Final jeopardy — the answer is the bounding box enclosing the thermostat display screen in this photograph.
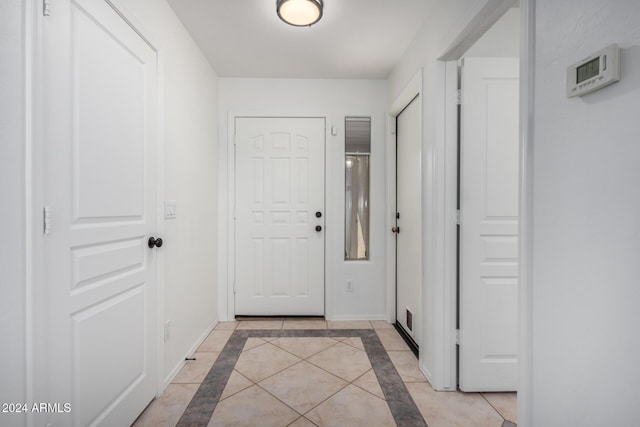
[567,44,620,98]
[576,57,600,83]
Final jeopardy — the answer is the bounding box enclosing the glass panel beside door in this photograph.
[345,117,371,260]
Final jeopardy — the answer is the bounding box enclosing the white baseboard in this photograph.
[161,320,218,391]
[326,314,388,321]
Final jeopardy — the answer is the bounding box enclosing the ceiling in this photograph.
[166,0,435,79]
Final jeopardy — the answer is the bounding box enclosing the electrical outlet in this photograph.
[346,280,353,292]
[164,320,171,342]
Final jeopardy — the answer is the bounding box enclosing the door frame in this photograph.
[27,0,167,417]
[435,0,534,423]
[386,70,423,344]
[224,113,332,320]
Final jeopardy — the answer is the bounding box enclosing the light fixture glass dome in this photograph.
[277,0,323,27]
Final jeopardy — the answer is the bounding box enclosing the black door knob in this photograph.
[148,237,163,248]
[315,225,322,232]
[315,211,322,218]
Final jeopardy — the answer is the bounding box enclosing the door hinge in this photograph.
[456,89,462,105]
[233,282,236,294]
[43,0,51,16]
[43,206,51,234]
[456,329,461,345]
[455,209,461,225]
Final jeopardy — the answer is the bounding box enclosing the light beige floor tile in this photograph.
[482,392,517,423]
[406,382,504,427]
[352,369,385,400]
[243,337,267,352]
[307,342,371,382]
[259,361,347,414]
[235,343,301,382]
[371,320,395,330]
[375,329,411,351]
[287,417,317,427]
[342,337,365,350]
[306,384,395,427]
[236,320,283,330]
[327,320,373,329]
[387,350,427,382]
[269,337,338,359]
[197,330,233,352]
[213,321,238,330]
[282,320,327,330]
[132,384,198,427]
[220,370,254,401]
[171,352,219,384]
[208,385,299,427]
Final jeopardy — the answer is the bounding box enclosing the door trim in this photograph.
[518,1,535,424]
[224,113,331,320]
[386,69,423,361]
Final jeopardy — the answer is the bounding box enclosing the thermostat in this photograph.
[567,44,620,98]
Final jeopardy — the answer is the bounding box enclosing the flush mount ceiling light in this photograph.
[277,0,323,27]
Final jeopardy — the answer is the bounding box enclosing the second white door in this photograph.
[234,117,325,316]
[459,57,519,391]
[396,96,422,346]
[41,0,159,424]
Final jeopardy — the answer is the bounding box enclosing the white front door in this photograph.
[395,96,422,346]
[459,57,519,391]
[234,117,325,316]
[41,0,158,425]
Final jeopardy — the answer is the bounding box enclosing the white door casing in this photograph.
[459,57,519,391]
[41,0,158,424]
[234,117,325,316]
[395,96,422,345]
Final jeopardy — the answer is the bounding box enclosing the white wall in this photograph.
[529,1,640,425]
[123,0,220,384]
[0,1,27,426]
[465,7,520,58]
[218,78,388,320]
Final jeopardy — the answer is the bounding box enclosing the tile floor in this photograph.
[133,320,517,427]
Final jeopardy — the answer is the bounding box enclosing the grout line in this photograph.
[481,393,518,425]
[216,369,253,402]
[480,393,506,421]
[300,381,350,417]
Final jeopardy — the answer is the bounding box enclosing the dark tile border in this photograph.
[177,329,427,426]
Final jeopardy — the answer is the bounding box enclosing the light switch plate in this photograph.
[164,201,177,219]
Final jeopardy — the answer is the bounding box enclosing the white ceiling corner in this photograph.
[166,0,435,79]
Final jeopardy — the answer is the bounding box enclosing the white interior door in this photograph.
[41,0,158,424]
[459,57,519,391]
[395,96,422,346]
[234,117,325,316]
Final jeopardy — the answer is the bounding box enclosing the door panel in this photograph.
[235,117,325,315]
[42,0,158,425]
[459,57,519,392]
[396,96,421,345]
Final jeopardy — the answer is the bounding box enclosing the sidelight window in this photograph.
[344,117,371,260]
